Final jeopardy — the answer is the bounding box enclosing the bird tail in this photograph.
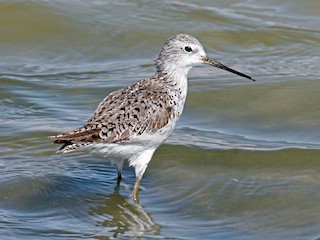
[49,134,92,153]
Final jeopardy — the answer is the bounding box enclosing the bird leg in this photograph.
[117,172,122,183]
[132,177,141,203]
[130,149,155,203]
[115,159,124,182]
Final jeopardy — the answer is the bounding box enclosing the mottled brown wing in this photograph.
[52,78,173,152]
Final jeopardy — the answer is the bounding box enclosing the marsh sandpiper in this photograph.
[51,34,255,202]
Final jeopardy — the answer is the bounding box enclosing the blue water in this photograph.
[1,0,320,239]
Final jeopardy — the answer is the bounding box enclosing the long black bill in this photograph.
[203,57,255,81]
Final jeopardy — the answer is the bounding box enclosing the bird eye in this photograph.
[184,46,192,52]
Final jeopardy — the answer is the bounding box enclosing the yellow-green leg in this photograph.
[131,149,155,203]
[132,177,141,203]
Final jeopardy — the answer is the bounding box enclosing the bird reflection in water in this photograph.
[88,181,160,238]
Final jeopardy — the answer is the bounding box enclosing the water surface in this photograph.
[1,0,320,239]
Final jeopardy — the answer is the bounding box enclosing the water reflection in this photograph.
[88,181,161,238]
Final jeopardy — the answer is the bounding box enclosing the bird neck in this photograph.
[156,58,192,76]
[154,66,189,104]
[156,61,191,87]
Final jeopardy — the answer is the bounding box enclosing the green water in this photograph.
[1,1,320,239]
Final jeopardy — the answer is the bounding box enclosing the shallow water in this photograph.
[1,0,320,239]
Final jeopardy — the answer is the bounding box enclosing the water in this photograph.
[1,0,320,239]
